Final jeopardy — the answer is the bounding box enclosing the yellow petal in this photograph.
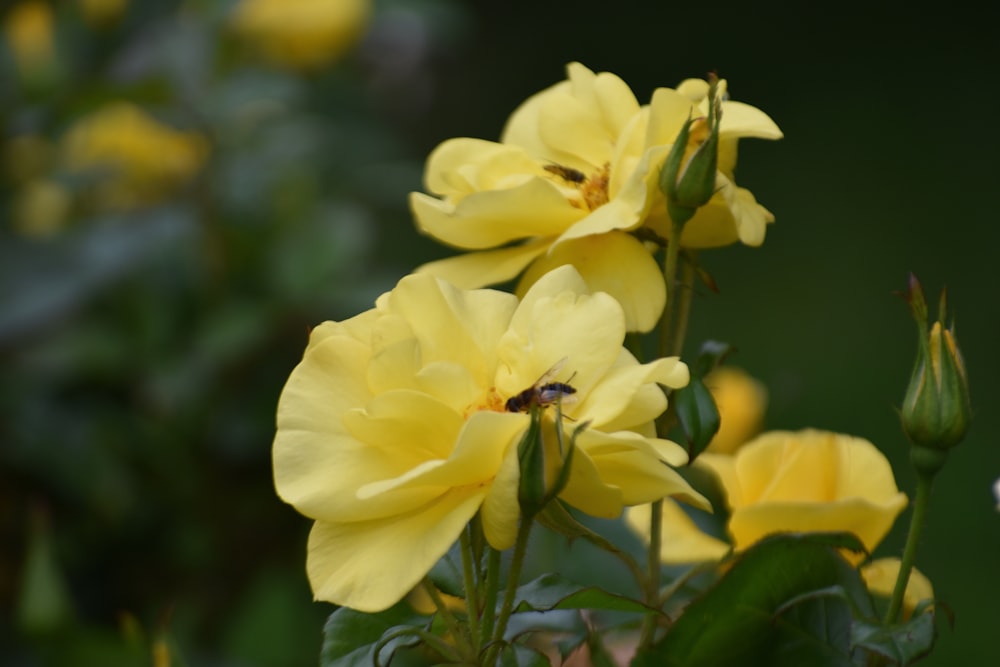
[719,100,784,141]
[517,232,665,333]
[423,138,538,197]
[627,500,730,564]
[536,90,616,167]
[574,355,688,431]
[643,87,697,149]
[703,366,768,455]
[481,439,522,549]
[729,497,907,561]
[306,486,487,612]
[414,238,550,289]
[861,558,934,618]
[385,273,517,384]
[498,278,625,401]
[274,331,378,521]
[410,177,582,250]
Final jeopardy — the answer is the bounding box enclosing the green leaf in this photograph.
[851,609,937,665]
[320,603,428,667]
[499,644,555,666]
[513,573,653,615]
[632,533,869,667]
[671,376,720,461]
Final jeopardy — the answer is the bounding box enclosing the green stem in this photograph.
[483,519,533,665]
[670,253,697,357]
[641,222,687,650]
[460,528,481,654]
[421,578,475,661]
[884,467,936,624]
[480,546,501,649]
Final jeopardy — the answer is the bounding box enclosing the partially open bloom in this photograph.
[231,0,370,71]
[629,429,908,564]
[273,266,706,612]
[61,102,208,210]
[411,63,781,331]
[861,558,934,619]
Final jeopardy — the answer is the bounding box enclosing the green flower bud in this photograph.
[900,274,972,455]
[659,74,721,228]
[517,404,581,519]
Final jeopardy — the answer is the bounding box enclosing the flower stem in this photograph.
[641,222,688,650]
[884,465,936,624]
[483,519,533,665]
[421,578,475,661]
[480,545,501,649]
[460,528,481,654]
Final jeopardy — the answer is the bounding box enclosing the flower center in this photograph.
[546,162,610,211]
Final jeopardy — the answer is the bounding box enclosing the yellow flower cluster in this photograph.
[411,63,782,331]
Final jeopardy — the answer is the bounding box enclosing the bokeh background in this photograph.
[2,0,997,665]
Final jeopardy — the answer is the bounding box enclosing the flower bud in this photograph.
[900,274,971,454]
[659,74,721,228]
[517,405,580,519]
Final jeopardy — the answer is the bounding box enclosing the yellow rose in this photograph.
[61,102,208,210]
[704,366,768,455]
[860,557,934,619]
[628,429,908,564]
[231,0,370,71]
[411,63,782,331]
[274,266,707,612]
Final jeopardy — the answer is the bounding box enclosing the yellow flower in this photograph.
[231,0,370,71]
[411,63,781,332]
[273,266,707,612]
[3,1,58,80]
[704,366,768,455]
[61,102,208,210]
[12,179,71,237]
[861,558,934,619]
[628,429,908,564]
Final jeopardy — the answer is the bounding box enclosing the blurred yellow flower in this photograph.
[704,366,768,455]
[231,0,370,71]
[3,1,58,80]
[273,266,706,612]
[411,62,781,331]
[702,430,907,561]
[12,179,72,237]
[61,102,208,210]
[861,557,934,619]
[629,429,907,565]
[78,0,127,28]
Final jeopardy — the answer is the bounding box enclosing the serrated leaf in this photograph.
[632,533,870,667]
[851,609,937,665]
[513,573,653,615]
[320,603,427,667]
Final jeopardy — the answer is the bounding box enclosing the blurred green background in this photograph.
[2,0,996,665]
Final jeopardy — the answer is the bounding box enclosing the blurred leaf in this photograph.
[513,573,653,615]
[851,609,937,665]
[16,508,74,635]
[0,207,197,345]
[632,533,869,667]
[320,602,428,667]
[427,542,464,599]
[499,643,553,666]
